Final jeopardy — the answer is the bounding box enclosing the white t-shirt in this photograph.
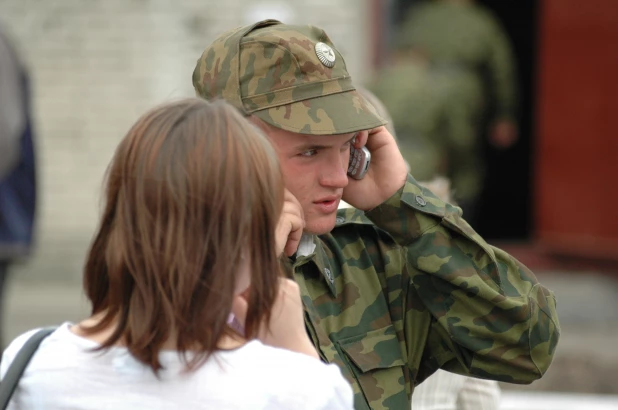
[0,323,354,410]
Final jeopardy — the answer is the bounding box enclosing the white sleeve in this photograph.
[0,328,42,379]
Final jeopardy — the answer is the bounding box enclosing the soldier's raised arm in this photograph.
[343,124,560,384]
[364,173,559,383]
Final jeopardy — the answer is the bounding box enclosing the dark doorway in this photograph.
[476,0,538,241]
[388,0,539,241]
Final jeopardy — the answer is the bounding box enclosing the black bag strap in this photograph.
[0,327,56,409]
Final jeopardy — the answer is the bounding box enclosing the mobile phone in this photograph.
[348,146,371,180]
[227,313,245,336]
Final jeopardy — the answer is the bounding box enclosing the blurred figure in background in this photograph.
[376,0,519,225]
[356,86,501,410]
[411,369,500,410]
[0,23,37,349]
[370,53,448,185]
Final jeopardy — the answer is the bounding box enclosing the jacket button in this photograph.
[415,195,427,207]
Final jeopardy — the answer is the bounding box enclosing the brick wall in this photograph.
[0,0,372,283]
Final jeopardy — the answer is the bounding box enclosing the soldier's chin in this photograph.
[304,215,337,235]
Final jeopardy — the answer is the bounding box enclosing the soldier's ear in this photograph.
[247,116,268,135]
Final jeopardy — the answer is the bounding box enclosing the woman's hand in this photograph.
[275,189,305,256]
[231,278,318,359]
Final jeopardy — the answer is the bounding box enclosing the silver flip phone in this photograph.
[347,146,371,180]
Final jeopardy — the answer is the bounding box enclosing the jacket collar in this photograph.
[293,234,337,297]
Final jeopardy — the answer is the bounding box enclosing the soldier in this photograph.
[192,20,559,410]
[391,0,520,221]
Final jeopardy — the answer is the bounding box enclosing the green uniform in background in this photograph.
[376,0,518,207]
[371,60,485,205]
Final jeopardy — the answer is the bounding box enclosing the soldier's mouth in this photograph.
[314,197,340,214]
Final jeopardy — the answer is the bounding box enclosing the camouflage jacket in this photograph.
[291,174,560,409]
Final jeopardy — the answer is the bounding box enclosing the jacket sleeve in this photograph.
[364,174,560,384]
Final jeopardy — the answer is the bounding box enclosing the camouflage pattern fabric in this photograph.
[192,20,385,135]
[297,174,559,409]
[353,85,396,137]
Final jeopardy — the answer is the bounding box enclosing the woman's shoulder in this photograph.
[0,324,68,379]
[2,327,45,357]
[233,340,326,371]
[227,341,349,382]
[228,341,354,409]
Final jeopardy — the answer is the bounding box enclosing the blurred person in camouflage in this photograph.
[0,23,37,349]
[380,0,519,224]
[192,19,559,410]
[369,53,447,185]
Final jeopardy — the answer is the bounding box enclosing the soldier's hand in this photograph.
[275,189,305,256]
[342,126,408,210]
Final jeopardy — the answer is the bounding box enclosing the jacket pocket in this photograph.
[338,326,409,409]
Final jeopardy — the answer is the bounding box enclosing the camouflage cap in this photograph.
[192,19,386,135]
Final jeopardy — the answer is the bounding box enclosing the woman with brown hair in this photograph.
[0,98,353,409]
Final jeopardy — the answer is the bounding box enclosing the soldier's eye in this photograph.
[300,149,317,157]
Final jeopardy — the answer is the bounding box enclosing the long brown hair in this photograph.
[82,98,283,372]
